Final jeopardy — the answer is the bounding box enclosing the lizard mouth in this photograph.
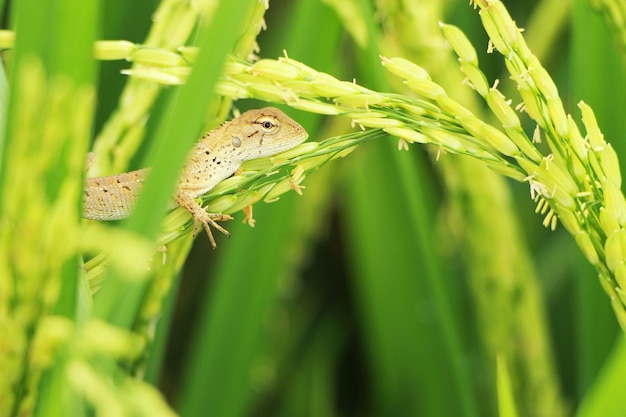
[262,126,308,156]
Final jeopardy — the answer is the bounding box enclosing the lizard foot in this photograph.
[242,205,256,228]
[176,191,232,249]
[192,212,233,249]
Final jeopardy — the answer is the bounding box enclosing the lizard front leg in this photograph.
[174,191,232,248]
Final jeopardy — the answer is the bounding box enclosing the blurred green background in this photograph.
[4,0,626,416]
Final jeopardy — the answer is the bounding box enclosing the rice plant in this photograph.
[1,0,625,416]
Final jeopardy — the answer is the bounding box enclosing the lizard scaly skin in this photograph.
[83,107,308,247]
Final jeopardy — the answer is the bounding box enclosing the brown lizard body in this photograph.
[83,107,308,247]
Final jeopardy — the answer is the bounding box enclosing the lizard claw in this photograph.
[192,213,232,249]
[176,191,233,248]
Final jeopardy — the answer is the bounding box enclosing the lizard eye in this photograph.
[258,116,278,133]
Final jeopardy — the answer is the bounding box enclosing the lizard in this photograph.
[83,107,309,248]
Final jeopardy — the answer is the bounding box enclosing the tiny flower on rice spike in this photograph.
[121,68,184,85]
[281,80,320,98]
[344,110,388,119]
[532,125,541,143]
[525,174,547,202]
[615,290,626,319]
[588,150,605,185]
[215,80,251,99]
[546,96,569,138]
[399,103,428,117]
[209,173,246,194]
[242,205,256,227]
[163,66,191,82]
[486,88,520,129]
[436,94,474,118]
[205,194,241,214]
[506,128,542,163]
[484,161,527,182]
[557,207,582,235]
[601,144,622,188]
[240,157,274,172]
[604,229,626,272]
[279,55,320,78]
[352,116,404,129]
[264,177,299,202]
[467,146,505,160]
[223,60,251,76]
[457,116,520,157]
[287,100,342,115]
[605,281,623,305]
[247,82,295,102]
[517,84,546,128]
[439,23,478,66]
[289,165,306,195]
[481,1,520,51]
[313,73,363,97]
[459,61,490,96]
[579,101,606,150]
[540,160,578,208]
[226,189,269,214]
[250,59,301,81]
[330,146,359,160]
[528,63,560,100]
[296,154,334,172]
[291,165,306,185]
[603,179,626,226]
[130,48,187,67]
[479,8,511,56]
[535,197,549,215]
[516,157,576,209]
[381,56,431,82]
[421,127,466,152]
[94,40,137,60]
[290,176,305,196]
[599,273,618,298]
[273,142,319,161]
[600,207,620,235]
[506,57,530,86]
[404,79,446,100]
[615,263,626,292]
[542,208,558,231]
[384,127,428,144]
[576,231,600,266]
[334,93,390,108]
[567,115,588,161]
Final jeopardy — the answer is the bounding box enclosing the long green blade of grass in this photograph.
[93,0,259,327]
[176,1,343,415]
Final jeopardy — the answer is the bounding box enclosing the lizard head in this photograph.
[227,107,308,160]
[178,107,309,197]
